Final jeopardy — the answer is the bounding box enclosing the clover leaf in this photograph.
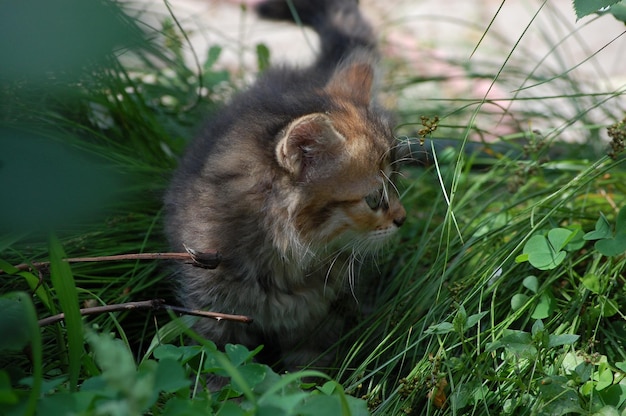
[519,228,573,270]
[585,206,626,257]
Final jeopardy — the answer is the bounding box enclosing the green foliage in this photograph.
[0,4,367,414]
[0,292,42,416]
[49,234,85,391]
[573,0,626,22]
[362,149,625,413]
[516,228,577,270]
[0,0,144,81]
[0,326,368,416]
[584,206,626,256]
[1,1,626,416]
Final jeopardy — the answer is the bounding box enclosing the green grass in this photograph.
[1,1,625,415]
[342,151,626,414]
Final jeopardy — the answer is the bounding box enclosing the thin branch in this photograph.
[38,298,253,326]
[164,304,253,324]
[1,249,221,275]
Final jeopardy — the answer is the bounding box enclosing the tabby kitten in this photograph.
[164,0,406,372]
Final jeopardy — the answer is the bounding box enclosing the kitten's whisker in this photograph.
[389,156,417,167]
[381,145,396,162]
[380,170,401,198]
[323,252,343,295]
[348,249,359,303]
[390,170,408,181]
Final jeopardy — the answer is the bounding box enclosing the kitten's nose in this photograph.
[390,203,406,227]
[393,215,406,227]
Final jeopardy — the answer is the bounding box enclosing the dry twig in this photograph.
[1,249,221,275]
[38,298,253,326]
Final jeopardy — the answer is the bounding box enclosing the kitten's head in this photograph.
[274,60,406,257]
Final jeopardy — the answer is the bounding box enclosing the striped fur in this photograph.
[164,0,406,373]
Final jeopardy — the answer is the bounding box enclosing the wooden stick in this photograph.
[38,298,253,326]
[2,249,221,275]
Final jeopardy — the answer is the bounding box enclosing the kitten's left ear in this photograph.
[325,62,374,105]
[276,113,345,180]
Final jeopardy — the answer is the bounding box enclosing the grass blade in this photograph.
[48,233,84,392]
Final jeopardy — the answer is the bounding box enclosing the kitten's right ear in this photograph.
[276,113,345,180]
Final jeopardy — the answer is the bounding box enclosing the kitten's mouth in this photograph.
[322,225,398,256]
[371,226,399,238]
[365,227,399,247]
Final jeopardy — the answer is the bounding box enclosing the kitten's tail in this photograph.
[256,0,377,68]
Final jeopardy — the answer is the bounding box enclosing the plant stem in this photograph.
[1,250,222,275]
[38,298,253,326]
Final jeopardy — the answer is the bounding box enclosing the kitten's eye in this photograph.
[364,187,385,210]
[364,193,380,210]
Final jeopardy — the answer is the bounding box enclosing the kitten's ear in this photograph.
[325,62,374,105]
[276,113,345,180]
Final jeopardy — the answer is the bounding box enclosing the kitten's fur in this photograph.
[164,0,406,372]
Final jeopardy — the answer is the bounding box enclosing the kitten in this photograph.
[164,0,406,373]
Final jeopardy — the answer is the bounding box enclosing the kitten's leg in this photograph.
[279,306,353,373]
